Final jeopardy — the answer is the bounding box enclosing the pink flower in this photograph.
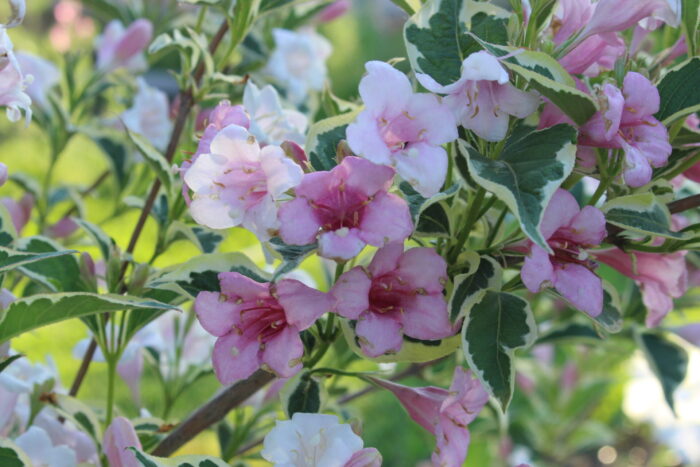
[595,248,688,327]
[558,32,625,77]
[580,72,671,187]
[580,0,680,40]
[121,78,173,152]
[331,242,453,357]
[278,156,413,260]
[345,448,382,467]
[184,124,303,239]
[417,51,539,143]
[370,367,488,467]
[317,0,351,23]
[552,0,594,45]
[48,217,79,238]
[95,19,153,72]
[194,272,333,383]
[519,189,606,317]
[194,101,250,161]
[15,52,59,110]
[103,417,142,467]
[0,27,31,123]
[1,193,33,234]
[347,61,457,197]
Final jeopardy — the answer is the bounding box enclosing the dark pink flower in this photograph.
[331,242,452,357]
[595,248,687,327]
[370,367,488,467]
[520,189,606,317]
[278,156,413,260]
[195,272,333,383]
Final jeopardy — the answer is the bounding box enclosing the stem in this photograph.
[449,187,486,262]
[105,358,117,426]
[151,369,275,457]
[668,194,700,214]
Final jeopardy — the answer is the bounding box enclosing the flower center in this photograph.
[378,112,424,152]
[234,296,287,343]
[311,181,370,231]
[368,273,410,314]
[548,236,597,270]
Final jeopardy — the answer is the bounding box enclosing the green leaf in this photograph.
[130,447,230,467]
[74,218,114,260]
[594,283,623,334]
[389,0,422,15]
[341,319,461,363]
[474,42,597,125]
[461,290,537,410]
[537,323,601,344]
[282,371,322,417]
[681,0,699,56]
[459,124,577,252]
[147,253,269,298]
[404,0,510,86]
[95,137,129,190]
[399,182,460,237]
[15,237,85,292]
[602,192,686,239]
[165,222,223,254]
[637,331,688,413]
[0,354,23,374]
[448,253,502,322]
[0,293,174,343]
[268,238,317,280]
[0,246,76,274]
[0,203,17,247]
[51,394,102,442]
[656,57,700,125]
[0,440,31,467]
[305,110,360,171]
[126,128,175,193]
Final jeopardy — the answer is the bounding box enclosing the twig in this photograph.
[152,369,275,457]
[668,193,700,214]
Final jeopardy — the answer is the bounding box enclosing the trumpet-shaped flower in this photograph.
[278,156,413,260]
[580,0,680,40]
[0,27,31,123]
[1,193,34,234]
[265,28,331,104]
[520,189,606,317]
[595,248,688,327]
[331,242,453,357]
[243,81,308,146]
[103,417,141,467]
[95,19,152,72]
[194,272,333,383]
[370,367,488,467]
[262,413,379,467]
[184,124,303,240]
[15,52,59,110]
[121,78,173,152]
[417,51,539,143]
[194,101,250,160]
[14,426,77,467]
[580,72,671,186]
[347,61,457,197]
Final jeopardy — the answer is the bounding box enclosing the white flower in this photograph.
[16,52,59,110]
[15,426,77,467]
[262,413,364,467]
[265,28,331,104]
[3,0,25,27]
[243,80,307,146]
[121,78,173,152]
[0,26,31,123]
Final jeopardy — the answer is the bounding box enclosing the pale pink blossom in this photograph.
[519,189,606,317]
[265,28,331,104]
[417,51,539,143]
[347,61,457,197]
[0,27,31,123]
[243,80,307,146]
[194,101,250,161]
[580,0,680,40]
[103,417,141,467]
[184,124,303,239]
[370,367,488,467]
[3,0,25,28]
[278,156,413,260]
[95,19,153,72]
[47,217,78,239]
[121,78,173,152]
[317,0,351,23]
[14,426,77,467]
[194,272,333,383]
[331,242,453,357]
[15,52,59,110]
[595,248,688,327]
[32,409,98,464]
[1,193,33,234]
[580,72,671,187]
[558,32,625,77]
[552,0,594,45]
[262,413,375,467]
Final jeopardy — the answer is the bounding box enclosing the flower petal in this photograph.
[276,279,333,330]
[278,197,321,245]
[359,61,413,118]
[318,228,366,260]
[521,244,555,293]
[194,291,240,337]
[331,267,372,319]
[401,294,453,341]
[219,272,269,301]
[262,325,303,377]
[396,247,447,294]
[356,312,403,357]
[553,263,603,317]
[540,188,580,239]
[358,192,413,247]
[394,143,448,197]
[367,242,404,277]
[212,332,261,384]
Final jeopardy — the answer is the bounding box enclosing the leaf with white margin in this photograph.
[448,253,502,323]
[461,290,536,410]
[0,203,16,247]
[0,293,175,343]
[126,127,175,193]
[0,246,76,274]
[268,238,317,280]
[280,371,322,418]
[129,447,230,467]
[399,182,461,237]
[74,218,114,260]
[472,40,597,125]
[549,280,623,333]
[14,236,85,292]
[146,252,270,298]
[656,57,700,125]
[404,0,510,86]
[0,439,31,467]
[602,192,686,239]
[637,330,688,413]
[51,394,102,442]
[340,320,461,363]
[459,124,577,253]
[164,221,223,254]
[305,109,360,171]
